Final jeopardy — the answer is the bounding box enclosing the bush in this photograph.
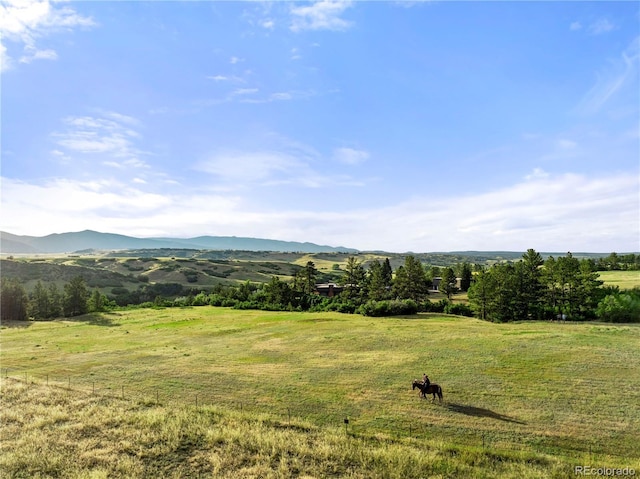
[596,293,640,323]
[444,303,474,317]
[359,299,418,317]
[233,301,261,310]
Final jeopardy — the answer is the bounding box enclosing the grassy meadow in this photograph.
[1,308,639,477]
[598,270,640,290]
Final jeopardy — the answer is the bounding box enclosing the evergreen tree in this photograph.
[263,276,293,307]
[381,258,393,287]
[88,289,106,312]
[368,259,391,301]
[393,256,429,301]
[521,249,544,320]
[63,276,89,317]
[468,268,497,321]
[0,278,28,321]
[48,283,63,318]
[439,267,458,299]
[343,256,366,301]
[295,261,318,295]
[458,263,473,292]
[29,281,50,319]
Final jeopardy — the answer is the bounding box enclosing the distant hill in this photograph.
[0,230,358,254]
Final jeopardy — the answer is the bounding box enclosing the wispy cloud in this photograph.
[19,45,57,64]
[569,21,582,31]
[333,147,369,165]
[577,36,640,114]
[237,89,315,104]
[588,18,616,35]
[195,151,305,184]
[51,112,149,168]
[207,74,245,83]
[290,1,354,32]
[0,0,95,71]
[194,134,367,189]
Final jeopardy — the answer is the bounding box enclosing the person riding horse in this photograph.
[412,377,443,402]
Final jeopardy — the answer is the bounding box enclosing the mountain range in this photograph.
[0,230,358,254]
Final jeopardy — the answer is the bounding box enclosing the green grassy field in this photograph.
[598,270,640,290]
[1,308,639,477]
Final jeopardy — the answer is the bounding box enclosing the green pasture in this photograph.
[2,308,639,471]
[599,270,640,290]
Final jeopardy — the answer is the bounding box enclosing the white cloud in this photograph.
[2,171,637,252]
[50,149,71,164]
[232,88,259,96]
[19,45,57,64]
[290,1,353,32]
[0,0,95,69]
[577,36,640,114]
[570,21,582,31]
[291,47,302,60]
[525,168,549,181]
[230,56,244,64]
[270,92,293,101]
[261,19,275,30]
[333,147,369,165]
[196,151,303,183]
[238,90,315,104]
[51,112,149,167]
[589,18,615,35]
[194,143,365,189]
[556,139,577,150]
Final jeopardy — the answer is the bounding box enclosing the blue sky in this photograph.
[1,1,638,252]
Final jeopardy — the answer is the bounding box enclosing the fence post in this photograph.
[68,377,71,390]
[122,385,124,400]
[156,390,159,404]
[195,395,198,408]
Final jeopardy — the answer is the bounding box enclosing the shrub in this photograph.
[359,299,418,317]
[444,303,474,317]
[596,293,640,323]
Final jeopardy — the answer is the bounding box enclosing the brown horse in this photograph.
[412,379,443,402]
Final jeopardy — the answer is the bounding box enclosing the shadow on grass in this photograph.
[66,312,121,327]
[0,320,33,329]
[445,402,526,424]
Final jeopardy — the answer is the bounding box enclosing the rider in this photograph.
[423,373,430,388]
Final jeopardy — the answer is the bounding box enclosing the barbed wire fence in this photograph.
[3,366,639,460]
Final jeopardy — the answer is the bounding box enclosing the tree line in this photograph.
[467,250,639,322]
[1,250,637,322]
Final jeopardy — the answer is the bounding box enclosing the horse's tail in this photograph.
[438,386,443,401]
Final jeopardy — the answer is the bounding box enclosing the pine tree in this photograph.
[63,276,89,317]
[29,281,50,319]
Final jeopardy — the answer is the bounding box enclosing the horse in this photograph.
[412,379,443,402]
